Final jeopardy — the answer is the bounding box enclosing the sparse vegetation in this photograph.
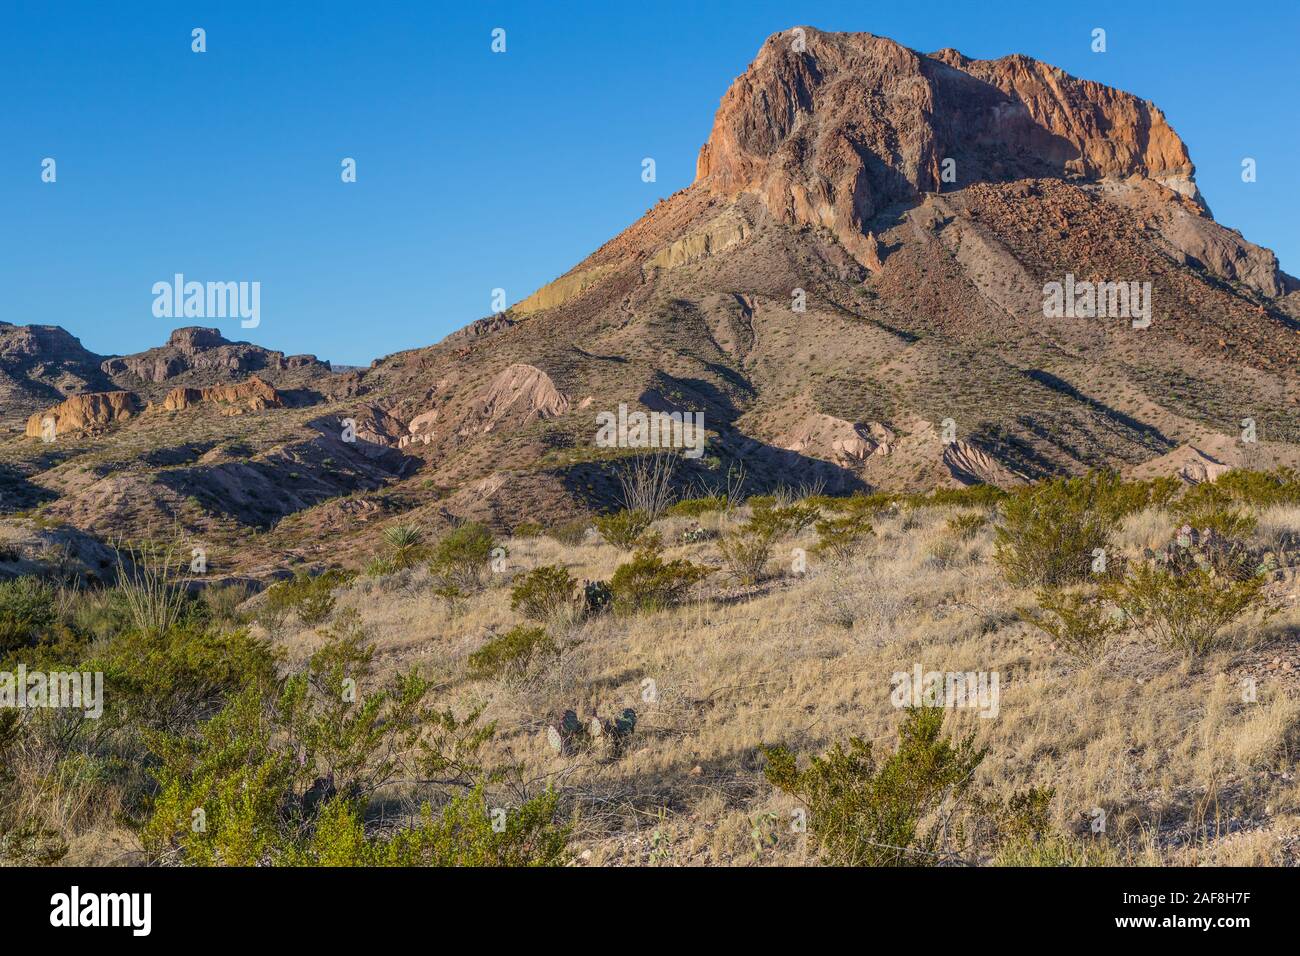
[594,509,651,550]
[510,565,580,622]
[764,708,987,866]
[467,624,558,680]
[609,545,711,613]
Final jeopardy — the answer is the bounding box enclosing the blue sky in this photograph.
[3,0,1295,366]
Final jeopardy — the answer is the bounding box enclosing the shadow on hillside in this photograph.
[0,463,59,513]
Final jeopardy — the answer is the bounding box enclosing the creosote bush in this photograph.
[594,509,651,550]
[143,613,567,866]
[814,514,873,562]
[429,522,496,595]
[0,577,58,655]
[261,569,353,627]
[467,625,557,681]
[609,545,711,613]
[717,528,774,584]
[764,708,986,866]
[994,472,1170,587]
[510,565,580,622]
[1102,562,1272,658]
[1019,586,1121,660]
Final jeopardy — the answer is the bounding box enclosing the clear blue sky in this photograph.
[3,0,1295,366]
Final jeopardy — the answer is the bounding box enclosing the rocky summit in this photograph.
[2,27,1297,576]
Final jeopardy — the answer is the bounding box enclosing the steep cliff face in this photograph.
[695,28,1201,268]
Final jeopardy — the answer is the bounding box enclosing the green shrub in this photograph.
[0,577,57,654]
[994,471,1142,587]
[1103,562,1272,657]
[667,496,726,518]
[764,708,986,866]
[429,522,495,591]
[262,569,352,627]
[594,509,651,550]
[814,514,874,561]
[750,501,821,538]
[512,521,544,538]
[717,528,774,584]
[546,519,590,547]
[945,512,987,541]
[92,622,279,733]
[510,566,579,622]
[293,787,568,866]
[467,625,557,680]
[1205,468,1300,509]
[609,546,712,613]
[141,617,564,867]
[1019,586,1122,660]
[1172,483,1259,541]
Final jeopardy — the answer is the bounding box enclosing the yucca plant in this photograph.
[381,524,426,570]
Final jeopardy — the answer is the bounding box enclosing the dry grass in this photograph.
[249,501,1300,866]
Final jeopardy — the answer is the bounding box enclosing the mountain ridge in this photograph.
[3,27,1299,577]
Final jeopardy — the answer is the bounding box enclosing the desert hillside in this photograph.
[3,29,1299,581]
[2,26,1299,877]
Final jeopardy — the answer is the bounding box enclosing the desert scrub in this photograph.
[763,707,986,866]
[0,577,57,654]
[750,500,821,537]
[667,495,726,518]
[1102,562,1272,658]
[813,514,873,562]
[994,471,1154,587]
[983,785,1120,865]
[377,524,427,572]
[1019,586,1122,660]
[609,545,711,613]
[1172,481,1258,537]
[142,619,567,867]
[467,625,557,681]
[945,512,986,541]
[510,565,579,622]
[261,569,352,627]
[594,509,651,550]
[545,518,590,547]
[293,786,567,867]
[429,521,495,592]
[1204,467,1300,509]
[717,527,774,584]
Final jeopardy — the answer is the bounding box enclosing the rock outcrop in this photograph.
[102,327,329,385]
[25,391,140,437]
[696,27,1201,269]
[0,322,113,419]
[478,364,570,430]
[162,375,284,412]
